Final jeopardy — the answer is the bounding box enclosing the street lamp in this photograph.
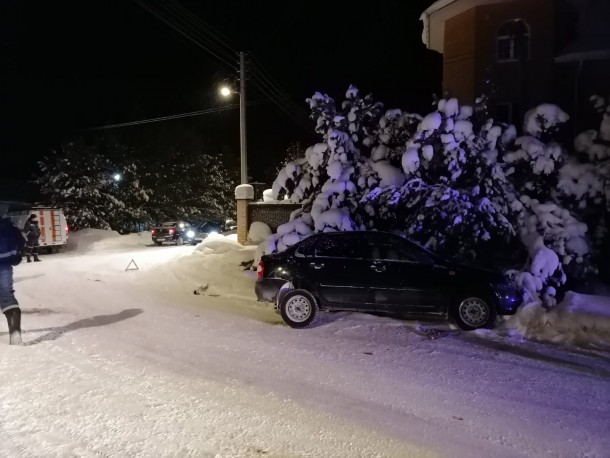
[219,52,248,184]
[113,173,122,182]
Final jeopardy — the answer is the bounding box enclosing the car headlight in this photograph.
[492,280,519,303]
[186,230,195,238]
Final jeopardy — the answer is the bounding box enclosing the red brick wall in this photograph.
[474,0,555,111]
[443,8,477,102]
[442,0,555,114]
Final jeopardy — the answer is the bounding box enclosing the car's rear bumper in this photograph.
[255,279,285,303]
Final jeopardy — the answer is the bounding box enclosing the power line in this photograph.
[134,0,312,133]
[249,57,310,127]
[158,1,236,67]
[83,102,262,131]
[134,0,236,71]
[164,0,236,56]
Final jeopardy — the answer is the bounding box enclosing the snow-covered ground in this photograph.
[1,230,609,457]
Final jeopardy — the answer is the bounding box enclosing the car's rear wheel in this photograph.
[454,296,496,330]
[279,289,318,328]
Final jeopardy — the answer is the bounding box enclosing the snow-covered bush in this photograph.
[268,86,607,300]
[37,140,151,232]
[143,151,237,224]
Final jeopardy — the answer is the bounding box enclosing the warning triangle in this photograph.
[125,259,139,271]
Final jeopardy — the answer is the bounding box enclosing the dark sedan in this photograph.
[255,231,520,330]
[151,221,195,246]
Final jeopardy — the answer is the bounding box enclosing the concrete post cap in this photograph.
[235,184,254,200]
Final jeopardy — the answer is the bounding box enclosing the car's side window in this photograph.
[368,242,411,262]
[294,236,317,258]
[366,235,434,265]
[314,234,362,259]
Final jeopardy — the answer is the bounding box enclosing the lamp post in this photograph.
[220,52,248,184]
[113,173,122,182]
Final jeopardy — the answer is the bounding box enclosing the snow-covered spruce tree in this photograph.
[37,139,151,232]
[143,151,237,224]
[557,96,610,281]
[360,97,519,265]
[268,86,602,303]
[501,105,595,300]
[269,86,399,252]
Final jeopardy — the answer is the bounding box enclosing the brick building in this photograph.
[420,0,610,129]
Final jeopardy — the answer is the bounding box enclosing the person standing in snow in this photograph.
[0,216,25,345]
[23,213,41,262]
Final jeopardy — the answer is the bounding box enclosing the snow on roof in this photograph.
[420,0,458,48]
[555,0,610,62]
[555,49,610,63]
[419,0,508,51]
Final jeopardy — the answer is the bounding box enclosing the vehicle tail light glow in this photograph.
[169,229,175,235]
[257,260,265,280]
[66,225,69,233]
[151,229,156,235]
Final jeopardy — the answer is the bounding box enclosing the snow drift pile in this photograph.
[502,292,610,348]
[151,233,257,301]
[66,228,152,253]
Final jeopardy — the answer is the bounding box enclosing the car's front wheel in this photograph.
[176,236,184,246]
[454,296,496,330]
[279,289,318,328]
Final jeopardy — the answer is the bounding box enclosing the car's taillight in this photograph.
[169,229,175,235]
[66,225,69,233]
[257,260,265,280]
[151,229,156,235]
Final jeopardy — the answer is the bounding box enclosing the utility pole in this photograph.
[239,51,248,184]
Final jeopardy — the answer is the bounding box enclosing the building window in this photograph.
[497,19,530,62]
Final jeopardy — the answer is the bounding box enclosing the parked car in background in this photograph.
[151,221,195,246]
[255,231,520,330]
[191,221,223,244]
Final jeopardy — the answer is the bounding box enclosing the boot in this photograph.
[5,309,22,345]
[9,331,22,345]
[26,256,31,263]
[33,255,41,262]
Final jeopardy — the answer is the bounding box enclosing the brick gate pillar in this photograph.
[235,184,254,245]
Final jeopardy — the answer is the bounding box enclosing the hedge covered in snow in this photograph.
[266,86,610,302]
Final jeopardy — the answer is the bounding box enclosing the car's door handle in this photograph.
[370,263,386,273]
[309,262,324,270]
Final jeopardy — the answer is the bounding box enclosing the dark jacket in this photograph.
[0,218,25,266]
[24,218,41,241]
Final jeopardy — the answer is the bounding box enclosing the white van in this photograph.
[8,207,69,253]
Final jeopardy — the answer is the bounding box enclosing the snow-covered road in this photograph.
[1,245,609,457]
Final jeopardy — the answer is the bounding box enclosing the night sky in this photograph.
[0,0,440,183]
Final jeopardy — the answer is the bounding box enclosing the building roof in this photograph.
[555,0,610,63]
[419,0,509,53]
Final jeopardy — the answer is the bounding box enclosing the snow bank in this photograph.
[247,222,272,244]
[159,233,256,300]
[66,228,151,253]
[194,233,241,254]
[502,292,610,348]
[65,228,120,252]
